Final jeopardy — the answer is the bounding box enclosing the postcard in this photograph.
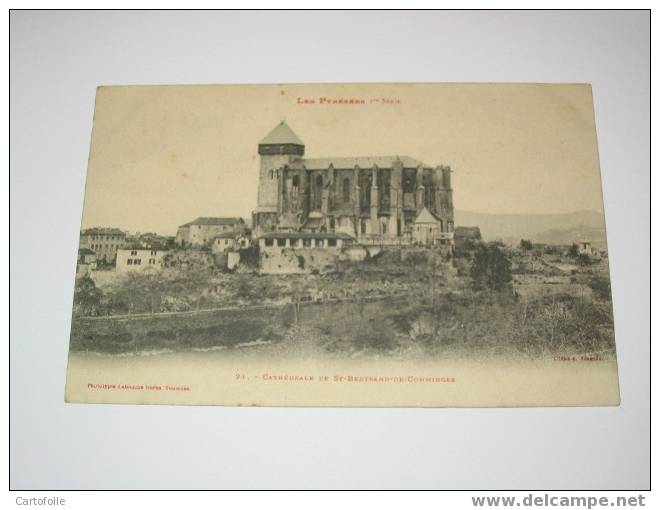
[65,83,619,407]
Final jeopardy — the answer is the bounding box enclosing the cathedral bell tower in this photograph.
[253,121,305,234]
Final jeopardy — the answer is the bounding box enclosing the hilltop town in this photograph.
[71,122,614,361]
[77,121,460,279]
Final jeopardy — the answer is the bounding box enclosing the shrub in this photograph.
[454,238,480,259]
[588,276,612,301]
[577,253,591,266]
[567,244,579,258]
[470,243,512,292]
[235,277,254,299]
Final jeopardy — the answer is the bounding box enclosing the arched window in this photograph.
[403,172,415,193]
[343,178,350,202]
[312,175,323,210]
[358,171,372,211]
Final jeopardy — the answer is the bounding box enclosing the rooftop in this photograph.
[180,217,245,227]
[259,121,305,146]
[289,155,431,170]
[119,244,169,251]
[81,227,125,236]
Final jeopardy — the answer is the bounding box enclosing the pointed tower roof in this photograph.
[259,121,304,146]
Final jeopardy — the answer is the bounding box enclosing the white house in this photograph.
[116,247,168,273]
[577,241,593,256]
[211,233,239,254]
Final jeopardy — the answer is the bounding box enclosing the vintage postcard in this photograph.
[65,83,619,407]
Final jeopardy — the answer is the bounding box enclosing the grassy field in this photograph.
[69,244,615,361]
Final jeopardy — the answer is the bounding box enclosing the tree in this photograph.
[74,276,102,316]
[108,271,169,314]
[520,239,533,251]
[567,243,579,258]
[470,243,512,291]
[577,253,591,266]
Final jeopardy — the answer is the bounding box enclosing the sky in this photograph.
[81,83,605,235]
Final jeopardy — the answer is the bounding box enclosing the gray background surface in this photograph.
[10,10,650,489]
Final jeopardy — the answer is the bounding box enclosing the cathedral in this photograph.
[252,121,455,246]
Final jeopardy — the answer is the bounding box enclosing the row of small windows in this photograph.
[126,258,157,265]
[129,250,158,256]
[264,238,338,248]
[87,235,123,241]
[90,243,119,251]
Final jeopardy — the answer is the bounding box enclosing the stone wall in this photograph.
[260,248,339,275]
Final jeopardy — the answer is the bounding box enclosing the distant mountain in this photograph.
[533,225,608,249]
[454,210,607,247]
